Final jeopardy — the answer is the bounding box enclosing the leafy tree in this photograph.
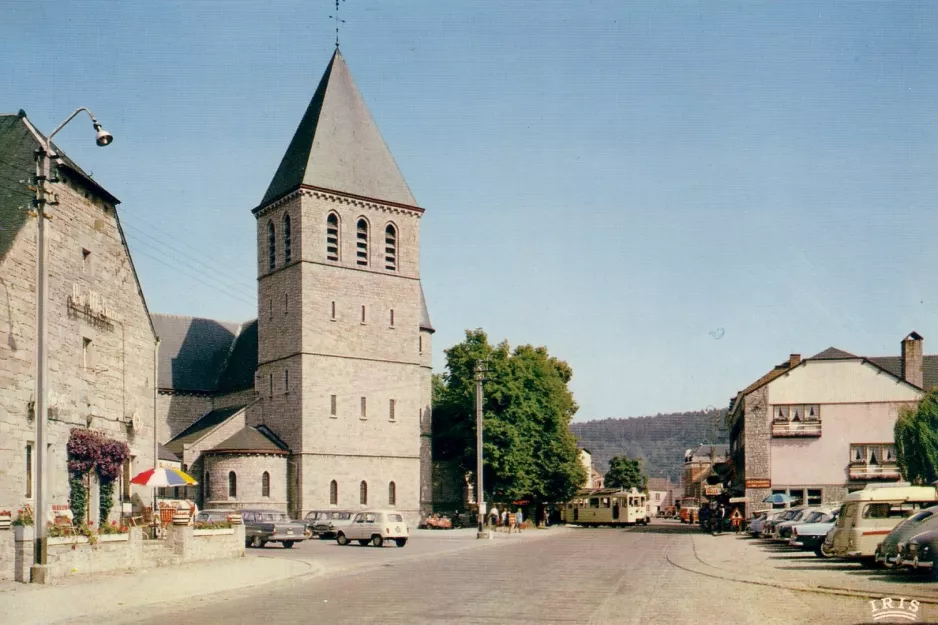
[432,329,587,506]
[604,455,647,491]
[895,390,938,485]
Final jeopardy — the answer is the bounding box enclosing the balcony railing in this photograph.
[849,463,901,480]
[772,420,822,437]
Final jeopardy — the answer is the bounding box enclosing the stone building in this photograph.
[725,333,934,510]
[155,50,434,524]
[0,112,158,522]
[682,444,728,502]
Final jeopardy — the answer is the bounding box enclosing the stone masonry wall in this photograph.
[743,386,770,509]
[0,167,157,518]
[203,453,287,511]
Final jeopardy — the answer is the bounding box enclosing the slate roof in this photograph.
[809,347,858,360]
[0,112,118,260]
[687,444,728,463]
[158,444,180,463]
[419,284,434,333]
[259,50,417,208]
[164,405,247,456]
[206,426,289,455]
[866,356,938,391]
[152,314,257,393]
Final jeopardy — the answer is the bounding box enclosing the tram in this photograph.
[561,488,650,526]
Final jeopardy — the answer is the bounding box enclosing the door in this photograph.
[348,513,365,539]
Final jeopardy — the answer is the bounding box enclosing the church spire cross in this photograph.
[330,0,346,48]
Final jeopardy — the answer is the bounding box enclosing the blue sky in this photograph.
[3,1,937,421]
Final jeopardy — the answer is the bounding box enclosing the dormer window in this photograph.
[356,219,369,266]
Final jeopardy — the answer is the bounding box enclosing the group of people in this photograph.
[487,506,524,533]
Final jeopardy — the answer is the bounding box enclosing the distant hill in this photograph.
[569,409,728,481]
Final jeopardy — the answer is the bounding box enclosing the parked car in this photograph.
[773,508,816,541]
[194,509,231,524]
[875,505,938,568]
[310,510,354,539]
[241,509,309,549]
[748,511,770,537]
[778,507,837,541]
[789,510,839,556]
[336,509,409,547]
[763,509,802,538]
[829,484,938,565]
[302,510,329,535]
[898,527,938,575]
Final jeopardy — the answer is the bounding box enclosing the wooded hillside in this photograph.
[569,409,728,480]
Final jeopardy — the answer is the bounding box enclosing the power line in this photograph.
[121,222,256,299]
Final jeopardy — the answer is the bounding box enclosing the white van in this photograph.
[829,483,938,565]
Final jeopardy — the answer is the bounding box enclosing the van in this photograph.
[829,483,938,565]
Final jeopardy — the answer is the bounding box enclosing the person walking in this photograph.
[489,505,499,530]
[501,509,508,530]
[515,508,524,533]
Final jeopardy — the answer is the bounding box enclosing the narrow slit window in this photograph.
[283,214,292,264]
[326,213,340,261]
[356,219,369,266]
[82,337,94,371]
[269,374,273,397]
[390,309,395,327]
[331,301,336,320]
[228,471,237,498]
[389,481,396,506]
[330,394,337,416]
[26,443,33,498]
[361,305,366,324]
[360,481,368,505]
[330,480,338,505]
[384,224,397,271]
[360,397,367,419]
[82,248,92,275]
[262,471,270,497]
[419,335,423,354]
[267,220,276,271]
[284,369,289,393]
[389,399,396,421]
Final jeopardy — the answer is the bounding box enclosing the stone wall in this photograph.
[203,453,288,511]
[5,524,245,584]
[0,158,157,518]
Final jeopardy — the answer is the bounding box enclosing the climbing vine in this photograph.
[66,429,130,526]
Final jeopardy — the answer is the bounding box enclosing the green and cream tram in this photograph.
[561,488,650,526]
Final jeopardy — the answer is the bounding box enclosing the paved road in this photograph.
[110,523,894,625]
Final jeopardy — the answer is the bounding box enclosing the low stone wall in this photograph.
[0,529,15,581]
[6,523,245,584]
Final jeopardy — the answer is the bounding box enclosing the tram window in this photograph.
[589,498,600,508]
[602,498,610,508]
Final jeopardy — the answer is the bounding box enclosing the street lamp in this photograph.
[475,360,489,539]
[30,108,112,581]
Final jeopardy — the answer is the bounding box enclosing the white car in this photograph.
[336,510,409,547]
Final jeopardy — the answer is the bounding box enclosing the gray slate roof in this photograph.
[419,284,434,333]
[259,50,417,208]
[152,314,257,393]
[158,444,180,463]
[165,405,248,455]
[206,426,289,455]
[867,356,938,391]
[809,347,858,360]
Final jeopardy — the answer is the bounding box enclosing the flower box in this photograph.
[14,526,34,542]
[193,528,235,537]
[48,536,89,546]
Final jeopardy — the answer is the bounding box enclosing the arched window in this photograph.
[228,471,237,498]
[388,481,396,506]
[283,214,292,264]
[267,221,276,271]
[326,213,340,261]
[384,224,397,271]
[262,471,270,497]
[360,480,368,505]
[356,219,369,266]
[330,480,338,505]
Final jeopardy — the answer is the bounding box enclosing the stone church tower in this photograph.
[250,50,433,522]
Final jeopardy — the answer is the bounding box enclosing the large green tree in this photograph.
[895,390,938,485]
[432,329,587,506]
[604,455,648,491]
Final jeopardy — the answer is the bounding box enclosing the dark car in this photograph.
[302,510,329,535]
[899,527,938,575]
[876,505,938,568]
[310,510,354,539]
[241,509,309,549]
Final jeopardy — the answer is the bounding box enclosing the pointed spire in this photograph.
[260,50,417,208]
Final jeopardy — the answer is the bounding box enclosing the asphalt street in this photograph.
[99,523,903,625]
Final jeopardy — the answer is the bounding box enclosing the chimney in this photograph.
[901,332,924,388]
[789,354,801,369]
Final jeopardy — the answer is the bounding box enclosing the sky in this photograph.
[2,1,937,422]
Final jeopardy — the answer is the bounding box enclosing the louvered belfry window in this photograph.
[356,219,369,266]
[385,224,397,271]
[283,214,292,264]
[326,213,340,261]
[267,221,276,271]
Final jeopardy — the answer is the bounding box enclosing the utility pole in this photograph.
[475,360,489,539]
[22,109,112,584]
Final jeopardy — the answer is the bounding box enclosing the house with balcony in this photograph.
[725,333,934,511]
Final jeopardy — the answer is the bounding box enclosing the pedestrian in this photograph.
[501,509,508,530]
[731,507,743,534]
[508,509,517,533]
[489,505,499,530]
[515,508,524,533]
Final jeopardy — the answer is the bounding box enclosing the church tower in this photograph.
[251,50,433,523]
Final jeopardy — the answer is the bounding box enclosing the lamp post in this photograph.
[30,108,112,580]
[475,360,489,539]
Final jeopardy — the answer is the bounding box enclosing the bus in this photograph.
[561,488,650,526]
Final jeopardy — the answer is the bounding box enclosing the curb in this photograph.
[665,537,938,605]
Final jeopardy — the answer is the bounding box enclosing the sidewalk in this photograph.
[672,528,938,603]
[0,555,314,625]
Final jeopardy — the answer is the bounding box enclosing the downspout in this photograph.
[153,338,160,470]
